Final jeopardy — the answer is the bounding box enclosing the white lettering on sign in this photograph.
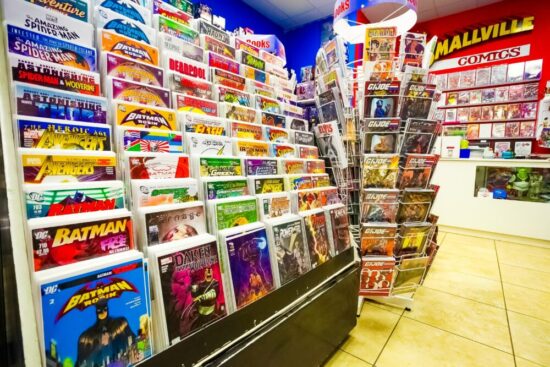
[430,44,530,71]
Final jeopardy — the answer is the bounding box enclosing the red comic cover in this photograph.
[359,257,395,296]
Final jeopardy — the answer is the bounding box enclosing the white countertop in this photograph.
[439,157,550,164]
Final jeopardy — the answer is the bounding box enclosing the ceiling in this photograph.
[242,0,504,31]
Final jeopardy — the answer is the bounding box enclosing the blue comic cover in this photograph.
[7,25,97,72]
[39,257,152,366]
[96,8,155,45]
[23,0,90,22]
[96,0,150,25]
[225,226,274,310]
[15,83,108,124]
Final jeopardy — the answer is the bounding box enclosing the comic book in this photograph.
[365,27,397,62]
[495,87,509,102]
[211,68,246,91]
[520,102,537,119]
[314,121,348,168]
[524,59,542,80]
[200,34,236,59]
[279,159,305,175]
[261,112,286,127]
[361,118,400,154]
[446,72,460,89]
[98,29,159,66]
[243,65,269,84]
[316,88,340,123]
[507,62,524,82]
[154,0,194,15]
[237,50,265,71]
[157,32,203,62]
[360,223,397,257]
[264,126,290,143]
[301,209,332,268]
[360,188,399,223]
[255,95,281,114]
[108,77,171,108]
[36,252,152,367]
[399,119,438,156]
[95,7,156,45]
[470,90,483,104]
[157,15,200,45]
[16,117,111,151]
[149,235,226,348]
[195,156,242,177]
[520,121,536,137]
[395,222,432,257]
[292,187,340,212]
[139,202,206,247]
[392,257,429,295]
[325,204,351,255]
[124,152,190,179]
[362,154,399,189]
[248,175,284,194]
[286,116,309,131]
[459,70,476,88]
[397,189,435,223]
[198,19,230,43]
[114,102,177,130]
[24,181,125,219]
[202,177,249,200]
[399,154,438,189]
[363,81,400,119]
[492,123,506,138]
[265,216,310,286]
[291,130,314,146]
[296,145,318,159]
[96,0,151,26]
[235,37,260,56]
[399,82,436,121]
[466,124,480,140]
[234,139,269,157]
[220,103,256,123]
[186,133,232,156]
[256,192,291,221]
[244,158,278,176]
[215,85,252,107]
[523,83,539,100]
[14,82,107,124]
[179,112,226,135]
[28,209,134,271]
[152,1,192,27]
[21,149,116,184]
[131,178,198,207]
[102,53,164,87]
[168,72,212,99]
[505,122,521,138]
[211,197,258,232]
[270,143,296,159]
[481,89,495,103]
[230,122,262,141]
[163,52,208,80]
[173,93,218,115]
[305,159,325,174]
[359,257,395,296]
[475,67,491,86]
[118,127,183,153]
[284,175,314,191]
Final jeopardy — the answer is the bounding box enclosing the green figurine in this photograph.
[507,168,531,198]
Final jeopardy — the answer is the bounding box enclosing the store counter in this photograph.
[430,158,550,241]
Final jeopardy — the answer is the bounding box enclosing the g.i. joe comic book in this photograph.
[362,154,399,189]
[397,189,435,223]
[395,222,433,257]
[360,223,397,257]
[359,257,395,296]
[363,81,400,119]
[399,119,439,156]
[399,154,439,190]
[360,188,399,223]
[361,118,400,154]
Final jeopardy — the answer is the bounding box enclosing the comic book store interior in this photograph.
[1,0,550,366]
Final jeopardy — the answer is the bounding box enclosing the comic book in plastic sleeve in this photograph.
[399,119,439,156]
[296,145,318,159]
[157,33,203,62]
[256,192,291,221]
[208,51,240,75]
[266,215,310,287]
[20,149,117,184]
[131,178,198,208]
[24,181,125,219]
[312,174,330,188]
[186,133,232,156]
[153,0,194,17]
[305,159,325,174]
[200,34,236,59]
[14,82,108,124]
[124,152,189,179]
[292,187,341,212]
[360,188,399,223]
[365,27,397,62]
[108,77,171,108]
[286,117,309,131]
[211,68,246,91]
[138,202,206,248]
[156,15,199,45]
[179,112,226,135]
[36,251,152,367]
[362,154,399,189]
[264,126,289,143]
[360,223,397,257]
[230,121,263,140]
[395,222,432,257]
[202,177,249,200]
[291,130,314,146]
[9,55,100,96]
[95,7,156,45]
[261,112,285,127]
[195,156,242,177]
[173,93,218,116]
[215,85,252,107]
[397,189,435,223]
[199,19,230,43]
[399,82,436,121]
[314,121,348,168]
[284,175,314,191]
[19,0,90,22]
[392,257,429,295]
[235,37,260,57]
[28,209,134,271]
[278,159,304,175]
[118,126,183,153]
[363,81,400,119]
[269,143,296,158]
[399,154,439,190]
[98,29,159,66]
[247,79,275,99]
[359,257,395,296]
[255,95,281,114]
[362,118,399,154]
[149,234,227,348]
[102,53,164,87]
[238,50,266,71]
[96,0,152,26]
[248,175,285,195]
[220,223,274,310]
[162,52,208,80]
[243,65,269,84]
[114,102,177,131]
[300,209,332,268]
[234,139,269,157]
[211,197,258,232]
[221,103,257,123]
[244,158,278,176]
[325,203,352,255]
[16,117,111,151]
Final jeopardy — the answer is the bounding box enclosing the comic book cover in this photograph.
[255,96,281,114]
[294,188,340,212]
[291,131,314,146]
[469,107,481,122]
[446,72,460,90]
[359,257,395,296]
[24,181,125,219]
[248,80,276,99]
[365,27,397,61]
[29,211,134,271]
[250,176,284,194]
[115,102,177,130]
[96,0,151,25]
[99,29,159,66]
[296,145,318,159]
[197,157,242,177]
[363,81,400,119]
[326,205,351,254]
[475,67,491,86]
[314,121,348,167]
[505,122,521,138]
[312,174,330,188]
[399,82,436,121]
[269,217,310,285]
[397,189,434,223]
[204,178,249,200]
[445,109,457,122]
[257,193,291,220]
[95,7,156,45]
[360,223,397,256]
[507,62,524,82]
[201,35,235,59]
[244,158,278,176]
[103,53,164,87]
[520,102,537,119]
[199,19,230,43]
[506,103,521,120]
[157,15,199,45]
[459,70,476,88]
[17,118,111,151]
[174,94,218,116]
[243,65,269,84]
[157,33,203,62]
[399,154,438,190]
[235,37,260,56]
[261,112,285,127]
[179,113,226,135]
[155,237,227,345]
[278,159,304,174]
[495,86,509,102]
[238,50,265,71]
[259,49,285,68]
[286,117,308,131]
[520,121,536,137]
[399,119,438,155]
[154,0,194,15]
[508,84,523,101]
[361,118,399,154]
[466,124,480,140]
[270,143,296,158]
[392,257,429,295]
[306,159,325,174]
[187,133,232,156]
[169,72,212,99]
[21,0,90,22]
[142,203,206,246]
[211,68,246,91]
[471,90,483,105]
[264,126,289,143]
[395,222,432,256]
[109,77,171,108]
[38,254,152,367]
[302,210,332,268]
[456,108,469,122]
[21,150,116,184]
[9,55,100,96]
[362,154,399,189]
[481,89,495,103]
[6,24,96,72]
[131,178,198,207]
[284,175,314,191]
[457,91,469,105]
[126,153,189,179]
[207,51,240,75]
[216,86,252,107]
[163,52,208,80]
[523,83,539,100]
[524,59,542,80]
[492,123,506,138]
[15,83,107,124]
[221,103,256,122]
[234,139,269,157]
[119,127,183,153]
[360,188,399,223]
[493,104,507,120]
[214,198,258,231]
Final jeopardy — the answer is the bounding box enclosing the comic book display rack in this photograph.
[0,1,359,366]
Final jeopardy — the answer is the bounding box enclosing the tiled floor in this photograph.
[324,230,550,367]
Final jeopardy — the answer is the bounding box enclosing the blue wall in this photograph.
[282,18,329,76]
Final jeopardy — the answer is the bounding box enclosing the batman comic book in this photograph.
[109,78,171,108]
[103,53,164,87]
[37,253,152,367]
[99,29,159,66]
[115,102,177,131]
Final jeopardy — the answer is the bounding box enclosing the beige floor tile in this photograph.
[443,233,495,247]
[500,263,550,294]
[515,357,545,367]
[423,267,504,308]
[508,311,550,367]
[436,240,497,262]
[404,287,512,353]
[503,283,550,322]
[376,317,515,367]
[497,241,550,259]
[429,252,501,280]
[323,350,372,367]
[341,303,400,364]
[363,299,405,316]
[496,242,550,272]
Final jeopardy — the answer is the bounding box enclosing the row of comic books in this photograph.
[444,102,537,123]
[464,121,536,140]
[444,83,539,106]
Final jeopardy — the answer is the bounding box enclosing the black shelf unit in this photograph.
[138,248,358,367]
